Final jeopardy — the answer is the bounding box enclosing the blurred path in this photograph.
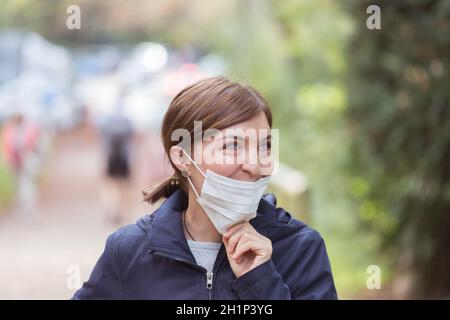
[0,126,164,299]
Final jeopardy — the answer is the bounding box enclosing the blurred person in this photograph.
[98,93,134,225]
[1,111,41,220]
[73,77,337,300]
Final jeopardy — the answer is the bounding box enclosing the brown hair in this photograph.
[142,76,272,204]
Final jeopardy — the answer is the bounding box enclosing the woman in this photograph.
[73,77,337,300]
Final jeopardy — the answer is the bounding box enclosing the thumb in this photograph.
[222,236,233,258]
[222,235,229,249]
[222,236,239,264]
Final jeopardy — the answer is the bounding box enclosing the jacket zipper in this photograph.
[206,246,227,300]
[206,271,213,300]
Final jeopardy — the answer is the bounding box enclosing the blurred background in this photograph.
[0,0,449,299]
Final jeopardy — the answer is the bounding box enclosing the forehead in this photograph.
[200,112,271,146]
[222,112,270,133]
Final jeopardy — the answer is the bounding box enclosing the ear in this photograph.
[169,145,190,174]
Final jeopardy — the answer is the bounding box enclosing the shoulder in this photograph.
[258,193,326,250]
[104,214,153,264]
[260,195,336,296]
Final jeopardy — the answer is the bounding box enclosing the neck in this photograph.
[184,190,222,243]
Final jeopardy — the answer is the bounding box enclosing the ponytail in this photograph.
[142,172,187,204]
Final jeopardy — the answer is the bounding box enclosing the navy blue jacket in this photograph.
[73,190,337,300]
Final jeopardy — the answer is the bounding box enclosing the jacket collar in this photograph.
[146,189,277,262]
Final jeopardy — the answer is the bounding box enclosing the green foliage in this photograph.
[344,0,450,298]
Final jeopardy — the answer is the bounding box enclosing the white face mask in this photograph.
[182,149,271,234]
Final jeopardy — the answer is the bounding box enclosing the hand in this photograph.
[222,221,272,278]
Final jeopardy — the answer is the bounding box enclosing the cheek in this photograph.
[202,163,240,178]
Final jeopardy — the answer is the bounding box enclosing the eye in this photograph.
[259,141,271,151]
[223,141,240,151]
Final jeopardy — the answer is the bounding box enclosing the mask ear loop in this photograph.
[186,175,201,199]
[181,149,206,199]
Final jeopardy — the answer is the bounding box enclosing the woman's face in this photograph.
[188,112,273,194]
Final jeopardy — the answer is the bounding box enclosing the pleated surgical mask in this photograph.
[182,149,271,234]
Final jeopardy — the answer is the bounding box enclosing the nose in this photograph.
[240,162,261,181]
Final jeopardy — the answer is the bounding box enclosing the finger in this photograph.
[223,221,247,239]
[232,233,259,257]
[227,230,248,255]
[229,229,260,253]
[232,240,258,261]
[225,219,256,237]
[226,225,264,255]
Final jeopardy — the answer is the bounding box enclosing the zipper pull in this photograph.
[206,271,214,289]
